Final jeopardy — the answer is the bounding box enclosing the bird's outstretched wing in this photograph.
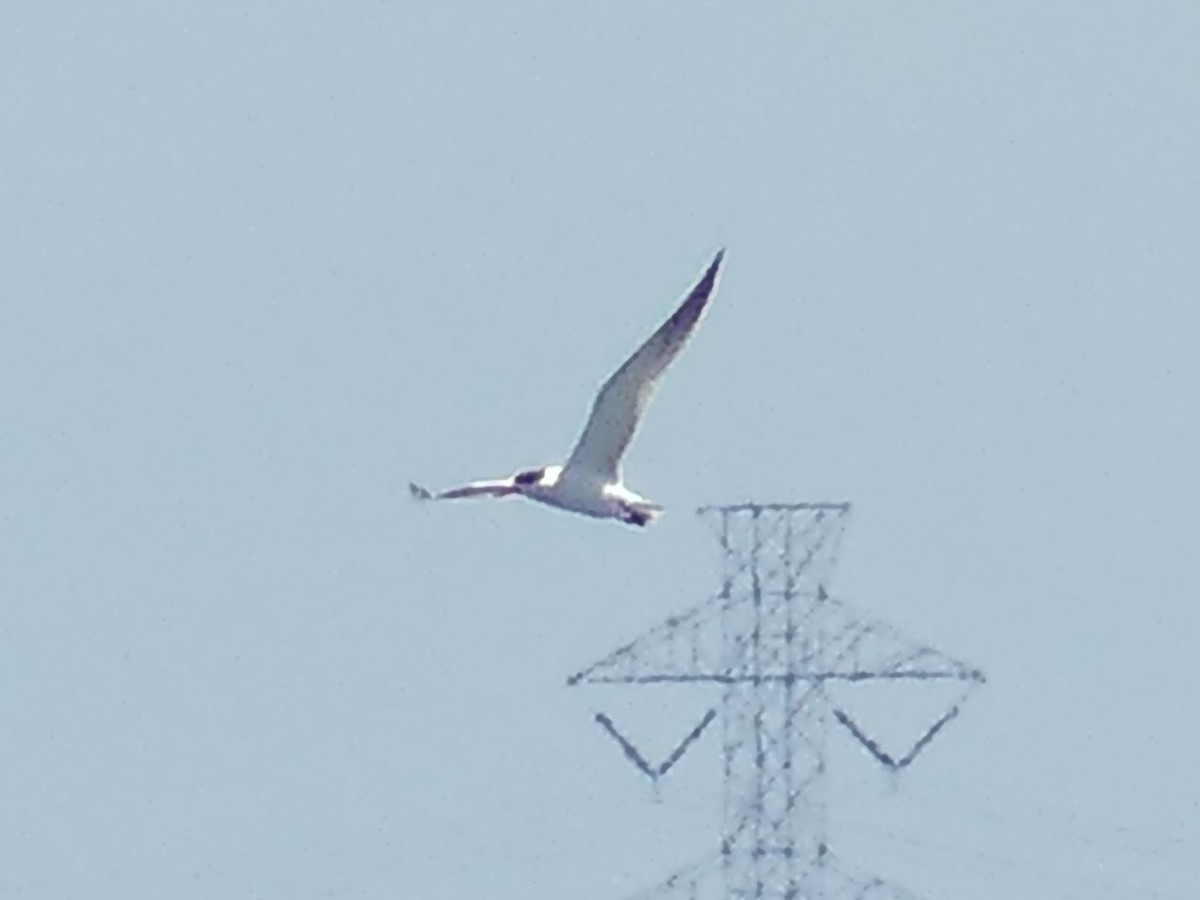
[409,478,518,501]
[564,249,725,482]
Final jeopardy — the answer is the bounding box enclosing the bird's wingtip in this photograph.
[409,482,433,501]
[689,247,725,298]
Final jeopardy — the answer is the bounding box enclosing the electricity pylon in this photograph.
[568,502,985,900]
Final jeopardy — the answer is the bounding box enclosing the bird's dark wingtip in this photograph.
[691,248,725,300]
[409,482,433,501]
[704,248,725,280]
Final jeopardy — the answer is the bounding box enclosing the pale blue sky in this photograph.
[2,3,1198,898]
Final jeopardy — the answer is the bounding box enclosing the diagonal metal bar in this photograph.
[570,502,985,900]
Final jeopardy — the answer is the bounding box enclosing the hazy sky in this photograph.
[2,3,1198,898]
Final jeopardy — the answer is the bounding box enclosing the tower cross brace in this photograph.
[568,503,985,900]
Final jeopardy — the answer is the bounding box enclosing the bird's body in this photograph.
[410,249,725,527]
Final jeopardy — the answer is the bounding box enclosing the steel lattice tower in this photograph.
[568,502,985,900]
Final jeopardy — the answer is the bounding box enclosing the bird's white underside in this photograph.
[411,250,724,526]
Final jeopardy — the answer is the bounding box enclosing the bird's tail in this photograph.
[624,502,665,527]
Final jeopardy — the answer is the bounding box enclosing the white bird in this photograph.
[410,249,725,527]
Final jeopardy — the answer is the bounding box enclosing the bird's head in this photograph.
[512,467,546,487]
[512,465,561,489]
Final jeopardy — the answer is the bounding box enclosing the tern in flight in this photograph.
[410,249,725,527]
